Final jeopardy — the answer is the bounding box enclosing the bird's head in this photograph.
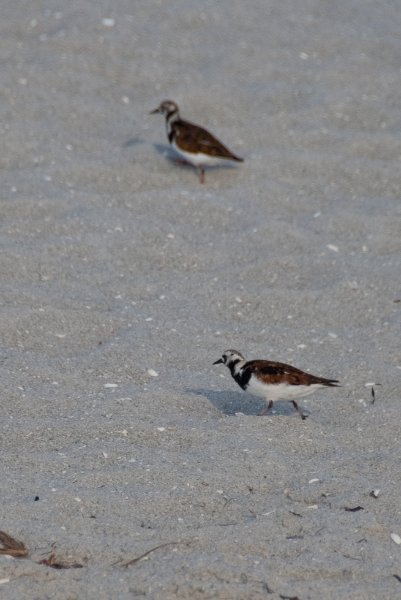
[150,100,179,117]
[213,349,245,367]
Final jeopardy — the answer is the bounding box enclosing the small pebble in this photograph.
[147,369,158,377]
[104,383,118,388]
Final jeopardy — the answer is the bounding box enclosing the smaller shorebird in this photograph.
[213,349,339,419]
[150,100,243,183]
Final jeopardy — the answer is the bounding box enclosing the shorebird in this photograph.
[150,100,243,183]
[213,349,339,419]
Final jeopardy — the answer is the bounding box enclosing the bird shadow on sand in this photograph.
[123,136,145,147]
[152,143,239,173]
[187,388,297,417]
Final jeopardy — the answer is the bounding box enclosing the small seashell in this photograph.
[147,369,158,377]
[309,478,320,484]
[391,533,401,545]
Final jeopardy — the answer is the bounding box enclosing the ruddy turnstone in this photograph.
[213,349,339,419]
[150,100,243,183]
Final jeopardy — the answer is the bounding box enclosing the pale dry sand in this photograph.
[1,1,401,598]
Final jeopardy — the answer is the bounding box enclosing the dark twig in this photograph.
[343,506,364,512]
[288,510,303,518]
[118,540,185,567]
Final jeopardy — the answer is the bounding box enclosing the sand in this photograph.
[1,1,401,598]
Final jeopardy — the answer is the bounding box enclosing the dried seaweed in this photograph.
[38,552,83,569]
[343,505,364,512]
[0,531,28,558]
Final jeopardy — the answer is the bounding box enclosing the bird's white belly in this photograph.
[246,377,324,402]
[171,140,224,167]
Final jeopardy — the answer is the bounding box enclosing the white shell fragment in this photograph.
[147,369,159,377]
[391,533,401,545]
[104,383,118,388]
[102,18,115,27]
[370,489,380,498]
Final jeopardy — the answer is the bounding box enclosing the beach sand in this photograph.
[1,1,401,598]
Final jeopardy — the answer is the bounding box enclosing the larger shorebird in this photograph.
[213,349,339,419]
[150,100,243,183]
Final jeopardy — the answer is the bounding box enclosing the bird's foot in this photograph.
[292,400,308,420]
[259,400,273,416]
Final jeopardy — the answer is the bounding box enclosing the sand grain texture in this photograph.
[1,1,401,598]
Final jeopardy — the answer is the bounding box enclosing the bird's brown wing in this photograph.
[173,120,243,161]
[246,360,339,387]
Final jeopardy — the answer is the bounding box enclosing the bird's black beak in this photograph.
[213,358,223,365]
[149,107,160,115]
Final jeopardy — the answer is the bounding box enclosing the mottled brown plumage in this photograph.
[243,360,338,388]
[170,118,243,161]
